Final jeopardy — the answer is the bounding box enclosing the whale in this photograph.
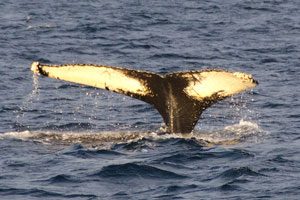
[30,62,258,133]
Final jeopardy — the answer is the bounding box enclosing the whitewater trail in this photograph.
[1,119,265,149]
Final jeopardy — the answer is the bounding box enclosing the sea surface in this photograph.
[1,0,300,199]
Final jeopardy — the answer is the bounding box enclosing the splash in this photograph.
[196,119,264,145]
[1,120,264,149]
[224,119,259,133]
[31,74,40,98]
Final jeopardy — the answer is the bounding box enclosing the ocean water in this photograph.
[0,0,300,199]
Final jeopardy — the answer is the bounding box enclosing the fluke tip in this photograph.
[31,62,40,74]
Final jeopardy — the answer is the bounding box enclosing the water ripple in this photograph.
[0,187,97,198]
[44,174,76,184]
[92,163,186,179]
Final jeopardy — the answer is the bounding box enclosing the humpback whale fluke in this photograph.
[31,62,258,133]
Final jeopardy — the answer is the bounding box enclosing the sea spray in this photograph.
[15,74,40,128]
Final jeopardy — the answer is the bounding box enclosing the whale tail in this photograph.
[31,62,258,133]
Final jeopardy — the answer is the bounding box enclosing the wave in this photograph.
[91,162,186,179]
[43,174,75,184]
[154,148,254,165]
[62,145,124,158]
[0,187,96,199]
[0,120,265,149]
[203,166,266,192]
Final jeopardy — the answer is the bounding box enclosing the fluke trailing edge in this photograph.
[30,62,258,133]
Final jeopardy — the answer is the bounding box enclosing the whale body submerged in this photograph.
[31,62,258,133]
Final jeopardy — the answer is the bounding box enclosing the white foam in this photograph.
[196,120,264,144]
[224,119,260,133]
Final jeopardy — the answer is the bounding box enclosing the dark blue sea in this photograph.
[1,1,299,199]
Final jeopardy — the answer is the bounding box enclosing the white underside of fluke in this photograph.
[31,62,151,96]
[183,71,256,100]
